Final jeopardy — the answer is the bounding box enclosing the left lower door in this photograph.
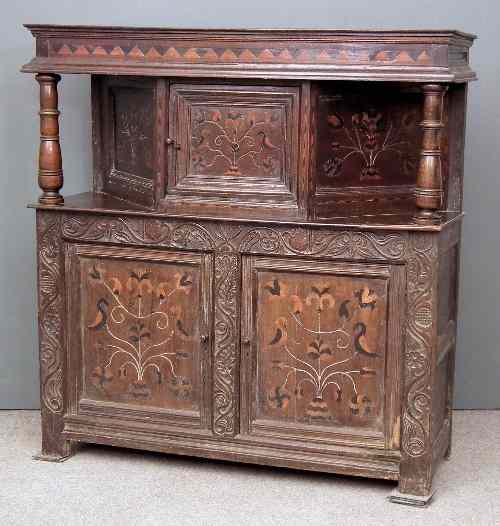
[65,243,213,435]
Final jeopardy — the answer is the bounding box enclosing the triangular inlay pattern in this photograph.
[49,40,437,69]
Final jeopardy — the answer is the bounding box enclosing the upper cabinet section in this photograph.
[23,25,476,223]
[21,25,476,83]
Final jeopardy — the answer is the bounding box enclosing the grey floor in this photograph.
[0,411,498,525]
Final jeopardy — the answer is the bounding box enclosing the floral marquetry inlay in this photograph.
[112,87,154,179]
[316,89,421,188]
[254,269,388,428]
[82,256,201,410]
[190,106,285,178]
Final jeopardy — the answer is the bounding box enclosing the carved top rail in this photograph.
[21,25,476,82]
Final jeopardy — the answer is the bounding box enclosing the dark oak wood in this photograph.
[36,73,64,205]
[22,25,476,83]
[311,82,422,217]
[161,82,300,219]
[22,24,476,508]
[415,84,446,214]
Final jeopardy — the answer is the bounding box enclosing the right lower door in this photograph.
[240,255,404,451]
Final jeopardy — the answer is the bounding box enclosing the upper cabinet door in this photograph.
[95,77,159,208]
[241,255,404,451]
[66,244,212,436]
[163,83,300,219]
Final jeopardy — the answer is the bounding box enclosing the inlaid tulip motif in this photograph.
[323,107,418,182]
[190,106,283,177]
[263,276,383,423]
[86,263,194,401]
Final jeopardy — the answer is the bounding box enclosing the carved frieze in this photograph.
[61,215,409,261]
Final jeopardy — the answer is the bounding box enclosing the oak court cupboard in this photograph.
[21,24,477,507]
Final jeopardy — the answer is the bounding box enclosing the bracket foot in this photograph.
[388,489,434,507]
[33,452,73,463]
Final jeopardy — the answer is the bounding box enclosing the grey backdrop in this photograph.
[1,1,498,409]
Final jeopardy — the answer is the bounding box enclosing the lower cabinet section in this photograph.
[34,208,462,505]
[66,244,213,433]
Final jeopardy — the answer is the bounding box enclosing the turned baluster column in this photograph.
[36,73,64,205]
[415,84,446,217]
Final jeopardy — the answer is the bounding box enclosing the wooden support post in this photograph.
[33,211,74,462]
[389,232,439,507]
[36,73,64,205]
[415,84,446,217]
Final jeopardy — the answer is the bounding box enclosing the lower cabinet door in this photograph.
[66,244,212,434]
[241,255,404,450]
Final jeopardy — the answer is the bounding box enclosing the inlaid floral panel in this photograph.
[81,255,202,411]
[190,105,285,179]
[112,87,154,179]
[253,269,388,429]
[315,86,421,188]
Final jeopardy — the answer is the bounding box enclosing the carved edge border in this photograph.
[36,210,72,458]
[399,232,438,496]
[213,254,240,437]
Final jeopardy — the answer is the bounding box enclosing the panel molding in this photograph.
[240,255,402,449]
[65,243,213,433]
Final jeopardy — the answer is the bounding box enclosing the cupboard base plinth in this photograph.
[62,424,400,482]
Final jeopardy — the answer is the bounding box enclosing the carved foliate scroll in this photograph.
[61,215,408,262]
[37,212,65,414]
[213,254,240,436]
[36,211,72,459]
[399,232,438,495]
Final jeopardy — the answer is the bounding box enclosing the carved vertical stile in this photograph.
[446,84,468,212]
[213,253,240,437]
[154,78,168,205]
[35,210,73,461]
[397,232,439,498]
[91,76,104,192]
[298,81,312,218]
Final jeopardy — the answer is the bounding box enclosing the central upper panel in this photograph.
[164,83,300,218]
